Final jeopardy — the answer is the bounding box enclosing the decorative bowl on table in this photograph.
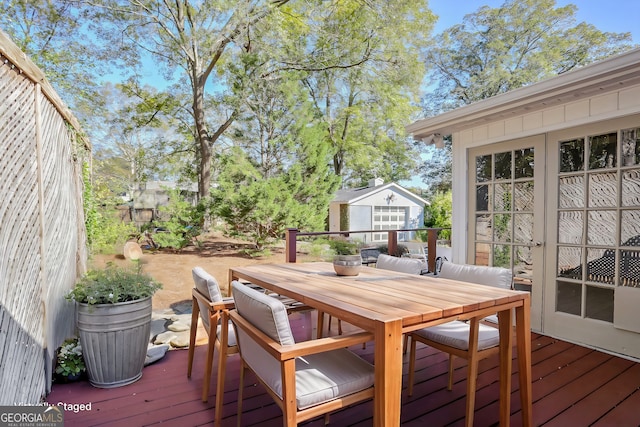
[332,255,362,276]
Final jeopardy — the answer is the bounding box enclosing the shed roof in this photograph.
[333,182,428,205]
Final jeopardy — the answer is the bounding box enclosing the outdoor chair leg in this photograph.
[237,362,245,427]
[408,338,418,396]
[187,298,199,378]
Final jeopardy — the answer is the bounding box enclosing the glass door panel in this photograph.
[469,135,545,331]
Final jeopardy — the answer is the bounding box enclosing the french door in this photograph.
[468,135,546,332]
[545,117,640,359]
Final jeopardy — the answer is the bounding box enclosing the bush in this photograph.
[67,262,162,305]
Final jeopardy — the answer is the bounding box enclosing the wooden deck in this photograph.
[47,311,640,426]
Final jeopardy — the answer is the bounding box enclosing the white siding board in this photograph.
[590,92,618,116]
[523,112,543,130]
[505,117,523,135]
[543,106,565,126]
[488,121,505,139]
[565,99,590,122]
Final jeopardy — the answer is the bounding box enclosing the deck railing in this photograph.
[285,227,447,272]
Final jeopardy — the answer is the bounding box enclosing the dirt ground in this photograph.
[90,231,290,311]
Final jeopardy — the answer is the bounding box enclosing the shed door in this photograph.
[545,117,640,359]
[468,135,546,332]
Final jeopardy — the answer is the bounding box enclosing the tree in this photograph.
[294,1,435,186]
[420,0,635,190]
[212,69,339,248]
[423,0,634,115]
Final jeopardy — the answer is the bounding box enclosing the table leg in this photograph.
[373,319,403,427]
[498,308,513,426]
[516,297,533,427]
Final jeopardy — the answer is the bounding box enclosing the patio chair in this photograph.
[187,266,237,427]
[229,280,374,427]
[407,262,513,427]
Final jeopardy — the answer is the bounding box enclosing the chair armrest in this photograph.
[192,288,235,311]
[229,310,373,361]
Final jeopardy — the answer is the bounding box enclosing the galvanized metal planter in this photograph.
[77,297,152,388]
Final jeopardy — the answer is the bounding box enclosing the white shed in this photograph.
[329,178,428,244]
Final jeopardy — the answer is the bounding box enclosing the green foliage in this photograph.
[422,190,452,240]
[67,262,161,305]
[329,239,360,256]
[55,338,86,377]
[89,208,138,255]
[82,162,99,246]
[152,189,204,250]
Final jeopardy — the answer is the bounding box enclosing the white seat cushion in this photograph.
[192,267,224,331]
[231,281,295,346]
[376,254,424,275]
[413,320,500,351]
[216,322,237,347]
[439,262,512,289]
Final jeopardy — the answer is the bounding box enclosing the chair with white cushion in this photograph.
[376,253,426,275]
[230,280,374,427]
[187,267,237,426]
[407,262,513,427]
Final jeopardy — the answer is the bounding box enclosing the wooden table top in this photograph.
[230,262,529,331]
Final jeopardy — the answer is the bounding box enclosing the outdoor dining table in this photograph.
[229,262,532,427]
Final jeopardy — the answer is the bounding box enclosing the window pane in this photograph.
[494,214,512,242]
[556,281,582,315]
[621,127,640,167]
[476,185,490,211]
[560,139,584,173]
[513,245,533,284]
[558,246,582,279]
[585,286,614,322]
[620,249,640,287]
[493,244,511,268]
[515,148,534,178]
[476,155,492,182]
[475,214,491,241]
[515,181,534,211]
[585,286,613,323]
[475,243,490,266]
[495,152,512,180]
[622,169,640,206]
[587,210,617,246]
[586,248,615,284]
[559,175,585,208]
[514,213,533,243]
[588,172,617,207]
[621,210,640,245]
[558,211,583,244]
[589,132,617,170]
[494,183,512,211]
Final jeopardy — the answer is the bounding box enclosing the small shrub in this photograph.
[67,262,162,305]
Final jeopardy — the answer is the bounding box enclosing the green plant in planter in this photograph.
[66,261,162,305]
[55,337,85,379]
[66,262,163,388]
[329,239,360,256]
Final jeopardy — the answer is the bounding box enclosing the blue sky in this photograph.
[429,0,640,42]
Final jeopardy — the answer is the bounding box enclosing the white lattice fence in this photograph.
[0,31,88,404]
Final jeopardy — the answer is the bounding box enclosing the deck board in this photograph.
[47,311,640,426]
